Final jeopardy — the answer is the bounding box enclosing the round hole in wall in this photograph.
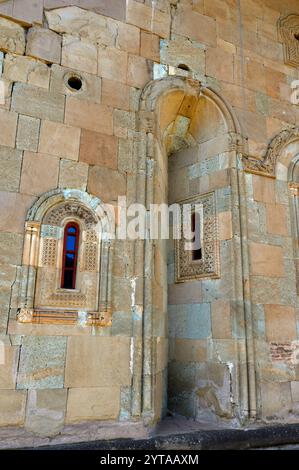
[177,63,190,71]
[67,76,83,91]
[294,33,299,41]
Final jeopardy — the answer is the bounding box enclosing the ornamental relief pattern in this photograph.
[242,126,299,177]
[279,14,299,68]
[44,202,97,228]
[175,192,220,282]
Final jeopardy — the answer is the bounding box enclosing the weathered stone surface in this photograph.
[62,35,97,74]
[0,192,34,233]
[25,389,67,437]
[11,0,44,26]
[0,109,17,149]
[3,53,50,89]
[66,386,120,423]
[0,232,23,266]
[50,64,101,103]
[17,336,67,389]
[160,37,205,75]
[173,8,216,46]
[39,120,81,161]
[126,0,170,38]
[140,31,160,62]
[127,54,152,89]
[59,159,88,191]
[26,27,61,64]
[88,165,126,202]
[266,203,289,236]
[261,382,292,418]
[171,338,207,362]
[291,382,299,402]
[117,21,140,54]
[45,6,119,44]
[211,300,231,339]
[265,305,297,342]
[98,45,127,83]
[65,96,113,134]
[12,83,65,122]
[20,151,59,196]
[65,336,130,388]
[0,344,19,389]
[249,242,285,278]
[102,78,130,111]
[218,211,233,240]
[79,129,117,168]
[0,17,26,55]
[169,303,211,340]
[0,390,27,426]
[252,175,276,203]
[0,146,22,192]
[16,115,40,152]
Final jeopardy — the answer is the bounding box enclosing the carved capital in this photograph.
[17,308,34,323]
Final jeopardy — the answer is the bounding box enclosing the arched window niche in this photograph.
[16,189,113,327]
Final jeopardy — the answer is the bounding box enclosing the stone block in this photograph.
[168,281,202,305]
[261,381,292,418]
[0,192,35,234]
[59,159,88,191]
[0,17,26,55]
[265,304,296,342]
[0,344,19,389]
[250,276,280,304]
[173,8,216,46]
[218,211,233,240]
[0,146,22,192]
[98,45,128,83]
[0,390,27,426]
[17,335,67,389]
[0,232,23,266]
[206,47,234,82]
[3,53,50,89]
[45,5,121,41]
[117,21,140,54]
[12,83,65,123]
[26,27,61,64]
[16,115,40,152]
[11,0,44,26]
[39,120,81,161]
[66,386,120,423]
[126,0,170,38]
[140,31,160,62]
[79,129,117,168]
[160,37,205,75]
[62,35,97,74]
[65,96,113,134]
[249,242,285,278]
[291,381,299,402]
[172,338,207,363]
[64,336,130,388]
[0,108,17,148]
[252,174,276,203]
[127,54,152,89]
[211,300,231,339]
[111,311,132,336]
[169,303,211,340]
[20,151,59,196]
[25,389,67,437]
[50,64,101,103]
[266,203,288,236]
[102,78,130,111]
[88,165,126,202]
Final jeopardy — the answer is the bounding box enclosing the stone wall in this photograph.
[0,0,299,443]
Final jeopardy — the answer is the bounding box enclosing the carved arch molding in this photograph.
[243,127,299,178]
[17,189,113,326]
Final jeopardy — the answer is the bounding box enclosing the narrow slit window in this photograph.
[191,211,202,261]
[61,222,79,289]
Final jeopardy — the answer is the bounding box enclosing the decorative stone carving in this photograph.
[17,189,113,327]
[17,308,34,323]
[279,14,299,68]
[175,192,220,282]
[243,126,299,177]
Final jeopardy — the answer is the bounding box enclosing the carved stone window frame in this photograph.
[17,189,113,327]
[279,14,299,68]
[175,191,220,282]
